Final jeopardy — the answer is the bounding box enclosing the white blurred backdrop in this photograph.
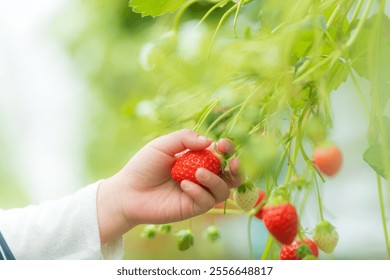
[0,0,87,202]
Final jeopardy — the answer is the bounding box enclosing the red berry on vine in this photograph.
[254,190,267,219]
[312,144,342,177]
[171,149,221,185]
[280,238,319,260]
[262,202,298,245]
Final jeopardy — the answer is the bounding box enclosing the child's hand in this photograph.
[97,129,242,244]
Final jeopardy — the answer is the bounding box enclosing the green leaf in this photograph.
[367,116,390,146]
[326,59,348,92]
[349,14,390,83]
[129,0,185,17]
[363,145,390,179]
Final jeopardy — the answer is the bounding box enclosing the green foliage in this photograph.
[129,0,186,17]
[62,0,390,259]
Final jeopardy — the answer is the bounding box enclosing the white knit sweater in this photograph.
[0,181,123,260]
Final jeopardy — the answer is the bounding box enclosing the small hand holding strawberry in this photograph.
[97,129,242,244]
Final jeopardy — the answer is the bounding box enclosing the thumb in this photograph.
[149,129,212,156]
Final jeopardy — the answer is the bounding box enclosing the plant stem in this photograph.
[284,117,300,185]
[208,3,238,58]
[314,175,325,221]
[247,216,255,260]
[343,0,374,50]
[233,0,243,38]
[345,64,370,117]
[350,0,365,24]
[377,175,390,259]
[206,208,243,215]
[261,235,274,260]
[205,104,241,136]
[173,0,197,32]
[194,0,228,30]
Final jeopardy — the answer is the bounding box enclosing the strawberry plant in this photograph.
[60,0,388,259]
[126,0,390,259]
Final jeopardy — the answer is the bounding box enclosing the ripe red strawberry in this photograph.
[262,202,298,245]
[233,181,259,212]
[312,143,342,176]
[313,221,339,254]
[280,238,319,260]
[171,149,221,185]
[254,190,267,219]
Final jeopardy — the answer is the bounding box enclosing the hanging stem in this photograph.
[261,235,274,260]
[343,0,374,50]
[345,64,370,117]
[350,0,365,24]
[173,0,197,32]
[208,3,238,58]
[233,0,243,38]
[194,0,229,30]
[247,216,255,260]
[314,174,325,221]
[377,175,390,259]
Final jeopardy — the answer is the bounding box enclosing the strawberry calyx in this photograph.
[296,243,314,259]
[264,186,289,207]
[280,238,319,260]
[213,141,237,181]
[236,180,255,193]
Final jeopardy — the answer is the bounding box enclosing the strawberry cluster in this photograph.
[167,143,341,259]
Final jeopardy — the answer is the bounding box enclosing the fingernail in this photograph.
[198,135,210,143]
[196,168,210,180]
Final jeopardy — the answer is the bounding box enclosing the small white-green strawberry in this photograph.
[176,229,194,251]
[141,224,157,239]
[313,220,339,254]
[233,180,259,212]
[205,225,220,242]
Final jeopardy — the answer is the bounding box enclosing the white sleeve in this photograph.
[0,181,124,260]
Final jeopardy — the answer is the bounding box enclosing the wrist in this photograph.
[97,176,136,245]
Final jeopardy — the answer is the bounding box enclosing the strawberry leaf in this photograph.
[129,0,186,17]
[363,145,390,179]
[349,14,390,86]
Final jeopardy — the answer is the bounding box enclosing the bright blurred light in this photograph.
[0,0,88,203]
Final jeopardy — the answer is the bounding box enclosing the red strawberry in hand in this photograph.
[280,238,319,260]
[171,149,222,185]
[312,143,342,177]
[261,191,298,245]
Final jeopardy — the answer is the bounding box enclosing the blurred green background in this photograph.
[0,0,389,259]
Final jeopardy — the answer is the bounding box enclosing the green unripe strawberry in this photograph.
[176,229,194,251]
[313,221,339,254]
[233,181,259,212]
[141,224,157,239]
[157,224,172,234]
[205,225,220,242]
